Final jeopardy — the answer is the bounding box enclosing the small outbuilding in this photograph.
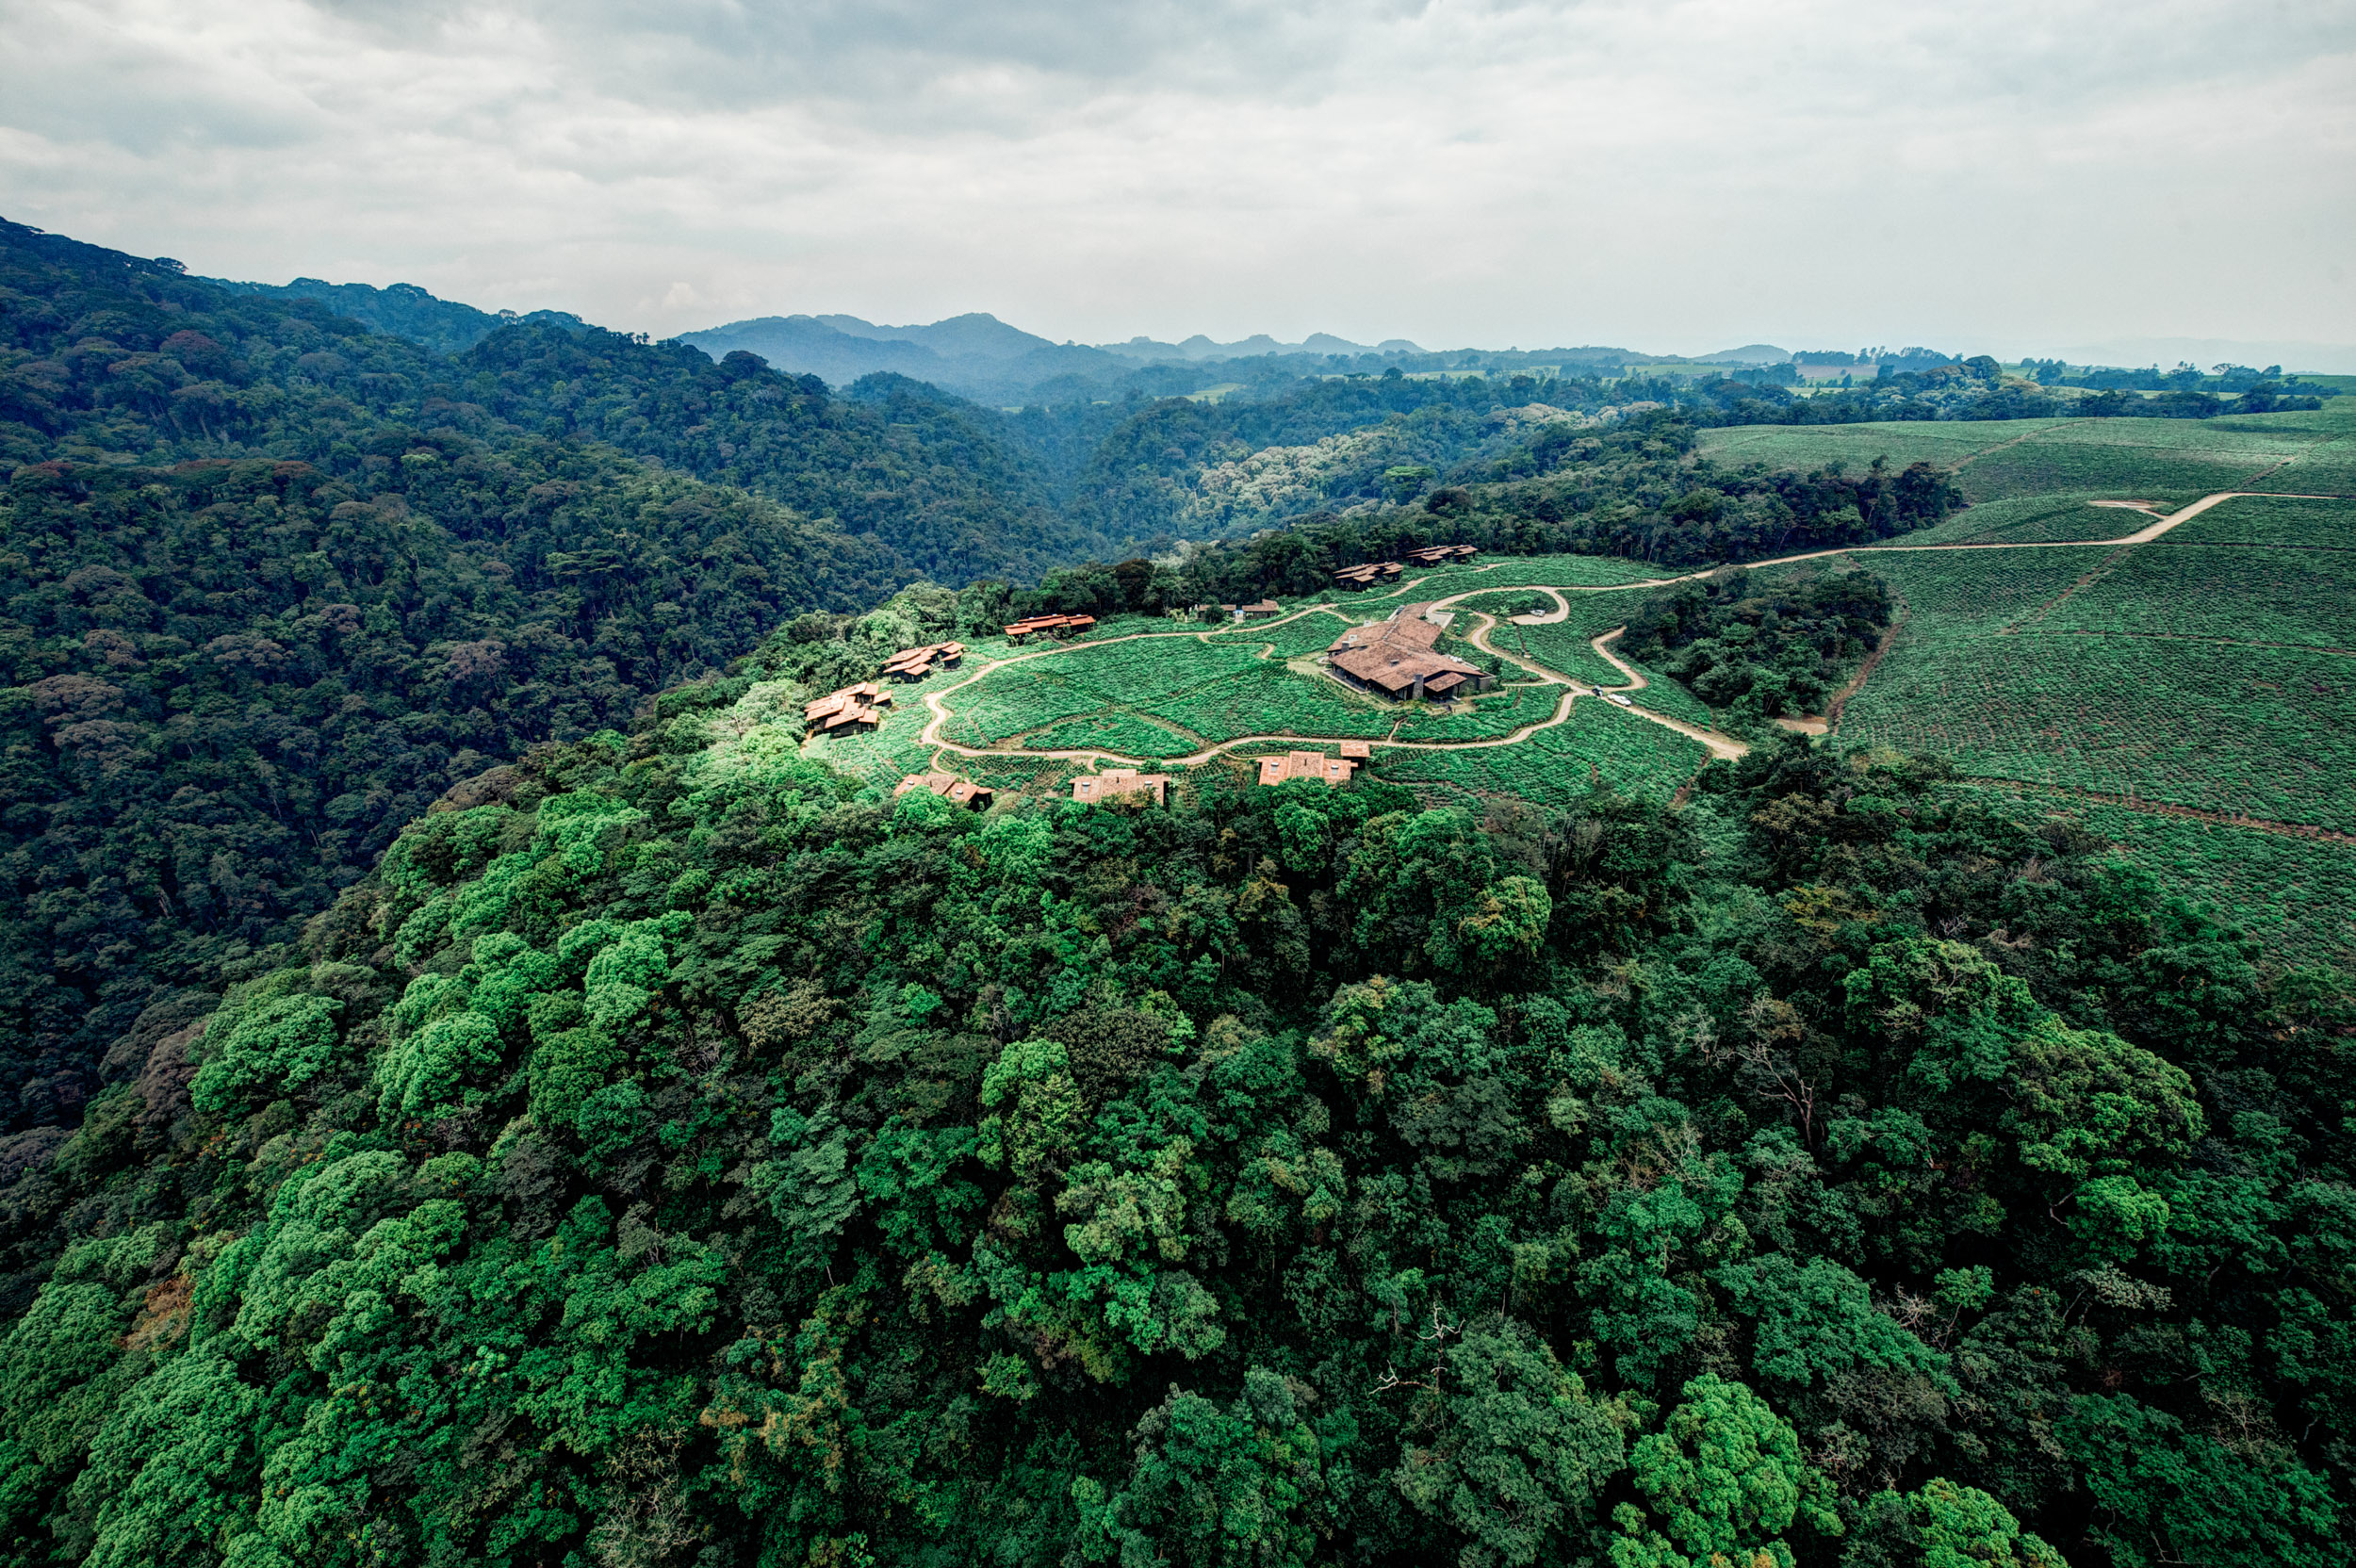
[1255,751,1358,787]
[1333,562,1406,590]
[1072,768,1171,807]
[883,642,966,681]
[805,682,892,723]
[895,771,993,809]
[818,703,880,732]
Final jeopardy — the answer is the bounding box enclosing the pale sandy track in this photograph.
[889,489,2332,782]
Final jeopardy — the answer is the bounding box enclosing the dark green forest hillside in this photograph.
[0,219,1968,1138]
[2,661,2347,1566]
[0,220,1079,1133]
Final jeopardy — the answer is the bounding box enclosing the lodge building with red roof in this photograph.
[1323,605,1495,703]
[1072,768,1171,806]
[1255,751,1359,786]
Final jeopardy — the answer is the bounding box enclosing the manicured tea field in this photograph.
[1880,492,2151,546]
[1698,415,2336,506]
[1965,787,2356,968]
[1840,632,2356,832]
[1695,419,2070,476]
[2159,494,2356,550]
[1024,712,1203,759]
[1209,610,1358,658]
[1954,419,2317,503]
[1383,701,1707,808]
[2037,546,2356,649]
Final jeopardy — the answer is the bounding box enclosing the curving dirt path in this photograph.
[889,487,2332,784]
[1583,629,1749,760]
[1440,598,1751,760]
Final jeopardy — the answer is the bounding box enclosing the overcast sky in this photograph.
[2,0,2350,360]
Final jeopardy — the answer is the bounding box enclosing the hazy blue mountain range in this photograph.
[677,311,1136,399]
[1099,330,1426,362]
[676,314,1452,400]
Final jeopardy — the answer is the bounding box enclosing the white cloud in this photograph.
[1,0,2348,355]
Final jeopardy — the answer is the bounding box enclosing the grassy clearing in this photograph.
[1383,703,1706,808]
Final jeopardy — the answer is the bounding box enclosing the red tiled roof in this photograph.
[1005,614,1098,636]
[1326,609,1483,695]
[1327,606,1443,659]
[1256,751,1357,786]
[1331,646,1484,694]
[1339,740,1371,760]
[895,771,993,808]
[1072,768,1170,806]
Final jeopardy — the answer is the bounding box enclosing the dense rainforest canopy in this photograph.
[3,215,2350,1568]
[0,673,2347,1567]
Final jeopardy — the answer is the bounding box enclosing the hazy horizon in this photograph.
[3,0,2348,360]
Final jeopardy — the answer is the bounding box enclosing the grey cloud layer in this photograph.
[1,0,2349,351]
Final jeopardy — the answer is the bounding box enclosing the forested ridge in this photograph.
[0,217,1958,1139]
[0,663,2348,1566]
[0,218,1094,1135]
[5,215,2352,1568]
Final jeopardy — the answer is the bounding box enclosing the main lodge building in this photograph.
[1325,605,1495,703]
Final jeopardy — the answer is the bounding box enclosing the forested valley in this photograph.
[0,216,2350,1568]
[0,220,1960,1135]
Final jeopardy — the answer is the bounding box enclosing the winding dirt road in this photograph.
[884,487,2333,782]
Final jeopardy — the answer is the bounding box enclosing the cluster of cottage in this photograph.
[1333,543,1477,589]
[823,580,1491,813]
[1069,739,1374,808]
